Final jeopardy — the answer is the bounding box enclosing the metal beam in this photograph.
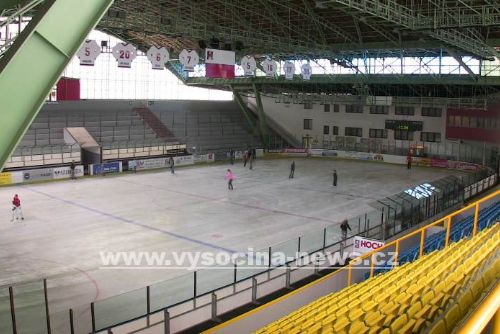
[252,84,269,149]
[328,0,499,59]
[447,48,479,81]
[232,87,258,136]
[0,0,114,170]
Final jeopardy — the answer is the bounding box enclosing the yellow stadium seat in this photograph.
[389,314,408,333]
[470,278,484,300]
[457,289,474,317]
[347,307,364,322]
[444,304,461,332]
[364,311,385,327]
[306,322,322,334]
[398,318,417,334]
[348,321,369,334]
[361,300,377,313]
[406,301,422,319]
[428,319,447,334]
[333,316,350,332]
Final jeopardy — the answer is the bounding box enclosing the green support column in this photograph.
[252,84,269,149]
[0,0,114,170]
[231,87,258,136]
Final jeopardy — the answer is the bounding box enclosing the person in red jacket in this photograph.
[11,194,24,222]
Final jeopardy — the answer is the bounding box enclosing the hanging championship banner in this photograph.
[205,48,235,79]
[76,40,100,66]
[241,55,256,76]
[112,43,137,68]
[284,61,295,80]
[301,63,312,80]
[179,49,199,72]
[147,46,169,70]
[262,58,277,77]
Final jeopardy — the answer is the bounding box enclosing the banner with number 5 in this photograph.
[147,46,169,70]
[76,40,100,66]
[112,43,137,68]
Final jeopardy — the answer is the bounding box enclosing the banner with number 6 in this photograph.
[112,43,137,68]
[147,46,169,70]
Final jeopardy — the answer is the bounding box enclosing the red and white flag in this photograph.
[205,49,235,79]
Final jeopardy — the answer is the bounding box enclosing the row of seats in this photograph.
[255,221,499,334]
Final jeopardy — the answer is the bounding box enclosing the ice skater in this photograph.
[225,169,235,190]
[289,161,295,179]
[169,157,175,174]
[340,219,351,240]
[70,160,76,179]
[333,170,338,187]
[407,154,412,170]
[11,194,24,222]
[243,150,248,167]
[229,149,234,165]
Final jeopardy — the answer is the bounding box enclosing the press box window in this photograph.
[369,106,389,114]
[421,107,442,117]
[369,129,388,139]
[304,102,313,109]
[332,126,339,135]
[323,125,329,134]
[345,127,362,137]
[345,105,363,113]
[324,104,330,112]
[421,132,441,142]
[333,104,340,112]
[395,106,415,116]
[303,119,312,130]
[394,129,414,140]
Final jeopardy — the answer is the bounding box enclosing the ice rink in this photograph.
[0,157,466,332]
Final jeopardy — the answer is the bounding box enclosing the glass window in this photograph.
[369,105,389,114]
[324,104,330,112]
[303,119,312,130]
[304,102,313,109]
[462,116,470,127]
[345,105,363,113]
[333,104,340,112]
[333,126,339,135]
[394,130,414,141]
[369,128,387,138]
[345,127,363,137]
[421,132,441,142]
[421,107,442,117]
[395,106,415,116]
[323,125,329,134]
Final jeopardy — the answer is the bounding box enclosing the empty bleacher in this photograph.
[150,100,261,152]
[255,220,499,334]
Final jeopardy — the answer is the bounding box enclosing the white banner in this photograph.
[147,46,169,70]
[194,153,215,163]
[241,55,256,76]
[205,49,235,65]
[132,156,194,171]
[53,166,84,179]
[353,236,385,254]
[179,49,199,71]
[76,40,100,66]
[112,43,137,68]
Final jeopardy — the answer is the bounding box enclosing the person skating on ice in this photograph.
[289,161,295,179]
[169,157,175,174]
[11,194,24,222]
[333,169,338,187]
[225,169,235,190]
[340,219,351,240]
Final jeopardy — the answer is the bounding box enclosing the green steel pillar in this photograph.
[231,87,258,136]
[252,84,269,149]
[0,0,114,171]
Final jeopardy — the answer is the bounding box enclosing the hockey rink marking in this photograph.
[25,187,238,254]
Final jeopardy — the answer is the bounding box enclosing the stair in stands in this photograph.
[134,107,176,140]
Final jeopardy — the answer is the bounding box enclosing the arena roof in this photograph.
[98,0,500,60]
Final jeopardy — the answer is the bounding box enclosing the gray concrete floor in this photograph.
[0,158,465,333]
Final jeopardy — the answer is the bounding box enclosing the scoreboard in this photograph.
[385,120,423,131]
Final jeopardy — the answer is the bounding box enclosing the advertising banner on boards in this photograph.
[91,162,122,175]
[353,236,385,254]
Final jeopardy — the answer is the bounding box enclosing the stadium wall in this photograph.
[255,96,445,144]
